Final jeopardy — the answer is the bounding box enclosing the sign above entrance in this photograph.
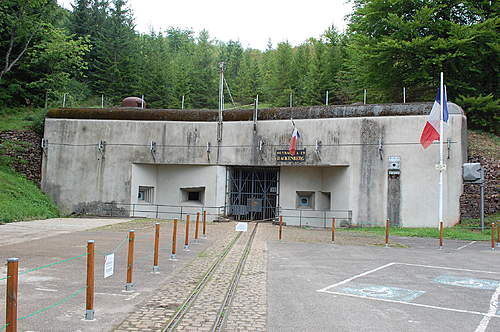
[276,149,306,162]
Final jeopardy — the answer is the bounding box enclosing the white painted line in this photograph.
[394,262,500,275]
[474,283,500,332]
[35,287,58,292]
[456,241,477,251]
[319,290,500,319]
[317,262,396,292]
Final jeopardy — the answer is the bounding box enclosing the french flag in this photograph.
[420,86,448,149]
[289,127,300,156]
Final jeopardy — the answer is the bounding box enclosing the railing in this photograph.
[277,207,352,229]
[77,202,225,221]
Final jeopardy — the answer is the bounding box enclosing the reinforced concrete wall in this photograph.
[41,103,467,227]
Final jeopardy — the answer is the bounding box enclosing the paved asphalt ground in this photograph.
[0,218,213,332]
[268,238,500,332]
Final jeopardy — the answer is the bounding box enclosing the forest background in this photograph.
[0,0,498,133]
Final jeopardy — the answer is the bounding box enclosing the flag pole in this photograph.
[439,72,444,228]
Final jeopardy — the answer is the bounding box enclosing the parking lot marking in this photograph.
[320,290,500,319]
[434,275,500,290]
[456,241,477,251]
[317,262,396,292]
[395,262,500,275]
[474,283,500,332]
[338,283,425,302]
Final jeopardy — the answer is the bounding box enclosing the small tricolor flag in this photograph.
[420,86,448,149]
[289,127,300,156]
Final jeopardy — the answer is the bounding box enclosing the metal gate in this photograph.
[226,167,279,220]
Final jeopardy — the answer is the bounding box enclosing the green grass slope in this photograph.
[0,165,59,223]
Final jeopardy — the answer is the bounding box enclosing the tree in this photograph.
[347,0,499,102]
[92,0,138,99]
[0,0,60,82]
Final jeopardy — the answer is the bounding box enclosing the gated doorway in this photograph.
[226,167,280,220]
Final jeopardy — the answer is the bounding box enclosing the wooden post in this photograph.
[125,230,135,291]
[153,223,160,272]
[439,221,444,249]
[6,258,19,332]
[85,241,95,320]
[491,223,495,251]
[331,218,335,242]
[385,219,390,247]
[195,212,200,241]
[279,216,283,240]
[202,211,207,238]
[171,219,178,259]
[184,215,190,250]
[497,221,499,246]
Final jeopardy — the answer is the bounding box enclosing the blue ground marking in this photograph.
[338,283,425,302]
[433,275,500,290]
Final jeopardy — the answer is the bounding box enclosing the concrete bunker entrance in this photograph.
[226,167,280,221]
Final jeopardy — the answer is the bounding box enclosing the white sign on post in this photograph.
[104,253,115,278]
[235,222,248,232]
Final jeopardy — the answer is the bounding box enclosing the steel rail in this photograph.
[211,223,259,332]
[162,231,243,332]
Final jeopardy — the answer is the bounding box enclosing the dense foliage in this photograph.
[0,0,498,132]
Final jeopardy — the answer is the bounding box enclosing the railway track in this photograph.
[163,222,259,332]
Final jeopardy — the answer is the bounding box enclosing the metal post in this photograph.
[141,95,144,109]
[125,230,135,291]
[325,91,329,105]
[181,95,185,110]
[44,91,48,110]
[155,205,159,219]
[289,93,293,107]
[180,206,183,221]
[363,89,367,104]
[132,204,135,217]
[403,87,406,103]
[6,258,19,332]
[101,94,104,108]
[184,215,190,250]
[480,182,485,231]
[85,241,95,320]
[170,219,178,259]
[63,93,67,107]
[299,210,302,227]
[153,223,160,272]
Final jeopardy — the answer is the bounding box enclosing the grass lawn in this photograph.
[339,213,500,241]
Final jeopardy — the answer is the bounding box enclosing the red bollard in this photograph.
[385,219,390,247]
[6,258,19,332]
[439,221,444,249]
[184,215,190,250]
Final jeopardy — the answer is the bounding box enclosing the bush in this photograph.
[31,109,48,135]
[456,94,499,135]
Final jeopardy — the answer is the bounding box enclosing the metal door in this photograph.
[226,167,279,220]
